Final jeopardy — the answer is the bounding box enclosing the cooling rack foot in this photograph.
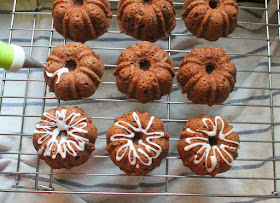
[272,191,279,196]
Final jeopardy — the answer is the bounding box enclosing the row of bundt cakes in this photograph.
[45,42,237,106]
[34,106,240,176]
[53,0,238,42]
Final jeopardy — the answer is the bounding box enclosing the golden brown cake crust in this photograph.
[106,111,169,175]
[45,43,104,101]
[114,41,175,104]
[182,0,238,41]
[52,0,112,42]
[118,0,176,42]
[177,115,240,176]
[176,46,236,106]
[33,106,97,169]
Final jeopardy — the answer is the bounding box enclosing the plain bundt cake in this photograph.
[177,115,240,176]
[114,41,175,103]
[45,43,104,101]
[52,0,112,42]
[107,111,169,175]
[117,0,176,42]
[182,0,238,41]
[176,46,236,106]
[33,106,97,169]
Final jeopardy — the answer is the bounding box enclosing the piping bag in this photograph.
[0,41,45,72]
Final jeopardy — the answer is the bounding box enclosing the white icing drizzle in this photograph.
[110,112,164,168]
[34,109,89,159]
[46,67,69,84]
[184,116,239,173]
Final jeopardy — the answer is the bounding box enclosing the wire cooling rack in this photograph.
[0,0,280,201]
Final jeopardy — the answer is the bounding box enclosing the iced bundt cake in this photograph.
[33,106,97,169]
[182,0,238,41]
[52,0,112,42]
[45,43,104,101]
[117,0,176,42]
[177,115,240,176]
[176,46,236,106]
[107,111,169,175]
[114,41,175,103]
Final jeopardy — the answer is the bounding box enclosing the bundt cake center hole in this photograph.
[209,137,218,146]
[209,0,219,9]
[58,130,67,139]
[143,0,152,5]
[65,60,77,71]
[133,132,142,144]
[140,60,150,71]
[206,64,215,74]
[73,0,83,6]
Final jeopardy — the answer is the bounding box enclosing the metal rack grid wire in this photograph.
[0,0,280,200]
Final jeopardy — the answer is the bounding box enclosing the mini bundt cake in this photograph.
[114,41,175,103]
[33,106,97,169]
[177,115,240,176]
[177,46,236,106]
[45,43,104,101]
[52,0,112,42]
[117,0,176,42]
[182,0,238,41]
[107,111,169,175]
